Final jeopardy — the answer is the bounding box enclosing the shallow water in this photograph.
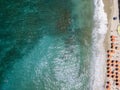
[0,0,94,90]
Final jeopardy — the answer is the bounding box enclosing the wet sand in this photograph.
[103,0,112,51]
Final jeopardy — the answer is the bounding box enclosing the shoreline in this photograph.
[90,0,108,90]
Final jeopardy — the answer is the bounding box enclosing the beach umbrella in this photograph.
[115,47,118,49]
[116,79,118,83]
[116,72,118,75]
[107,50,110,52]
[111,39,116,42]
[116,76,118,78]
[107,50,109,53]
[117,25,120,35]
[111,75,114,78]
[116,65,118,67]
[106,82,111,90]
[107,64,110,66]
[110,36,116,39]
[111,44,116,47]
[111,45,116,49]
[106,85,109,89]
[111,71,114,74]
[116,60,118,62]
[111,50,115,53]
[111,63,114,66]
[111,60,114,63]
[116,83,119,86]
[107,54,110,57]
[107,54,112,58]
[107,59,110,62]
[111,46,113,48]
[107,67,110,70]
[107,81,110,84]
[115,68,119,71]
[111,50,114,52]
[107,71,110,74]
[107,75,110,77]
[110,35,117,38]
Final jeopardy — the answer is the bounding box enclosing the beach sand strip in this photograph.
[103,0,120,90]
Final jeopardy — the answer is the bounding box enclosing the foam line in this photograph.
[90,0,108,90]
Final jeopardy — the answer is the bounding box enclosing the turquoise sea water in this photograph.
[0,0,94,90]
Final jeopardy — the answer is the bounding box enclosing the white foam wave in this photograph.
[90,0,108,90]
[53,45,82,90]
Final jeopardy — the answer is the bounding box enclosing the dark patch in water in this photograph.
[56,9,71,33]
[0,0,73,87]
[0,31,43,86]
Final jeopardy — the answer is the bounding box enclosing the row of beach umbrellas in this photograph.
[106,35,120,89]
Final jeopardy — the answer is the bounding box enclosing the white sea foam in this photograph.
[53,44,83,90]
[90,0,108,90]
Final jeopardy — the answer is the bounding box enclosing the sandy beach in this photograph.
[103,0,120,89]
[103,0,112,51]
[103,0,119,50]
